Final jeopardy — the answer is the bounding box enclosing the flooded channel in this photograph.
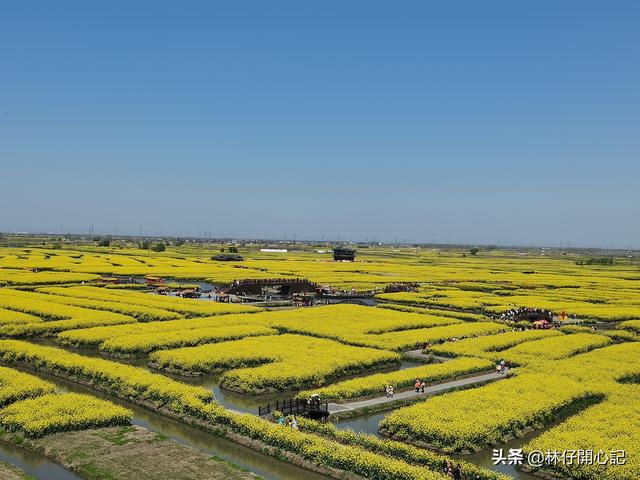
[0,441,82,480]
[3,364,330,480]
[18,339,540,479]
[333,411,540,480]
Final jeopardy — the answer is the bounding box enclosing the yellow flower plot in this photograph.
[496,333,611,365]
[300,357,494,401]
[520,343,640,480]
[380,373,601,453]
[0,366,55,407]
[0,393,132,438]
[378,280,640,321]
[382,341,640,478]
[620,319,640,334]
[100,323,278,356]
[56,312,274,351]
[151,333,401,393]
[0,245,640,479]
[428,329,563,358]
[42,286,261,316]
[0,289,136,336]
[0,340,212,411]
[258,304,506,350]
[0,270,100,287]
[0,307,43,326]
[524,386,640,480]
[37,287,182,321]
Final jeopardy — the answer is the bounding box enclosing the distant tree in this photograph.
[220,247,225,252]
[229,246,239,253]
[139,240,151,250]
[469,247,479,256]
[51,242,62,249]
[98,238,111,247]
[577,257,614,266]
[174,238,185,247]
[152,242,166,252]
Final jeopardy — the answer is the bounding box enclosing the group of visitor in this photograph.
[498,307,552,322]
[443,461,462,479]
[385,379,429,398]
[276,414,299,430]
[495,359,510,374]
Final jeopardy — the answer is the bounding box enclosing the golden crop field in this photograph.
[0,242,638,479]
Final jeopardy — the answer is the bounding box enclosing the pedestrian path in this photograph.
[328,370,506,414]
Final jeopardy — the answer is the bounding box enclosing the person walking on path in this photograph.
[452,463,462,480]
[415,379,421,393]
[389,385,394,397]
[420,381,426,393]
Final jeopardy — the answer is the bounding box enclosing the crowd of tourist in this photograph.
[384,379,429,398]
[497,306,552,322]
[443,461,463,479]
[276,414,299,430]
[495,359,511,374]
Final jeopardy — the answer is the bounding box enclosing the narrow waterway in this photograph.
[0,441,82,480]
[22,338,542,479]
[458,426,550,480]
[333,411,540,480]
[30,338,423,414]
[2,363,330,480]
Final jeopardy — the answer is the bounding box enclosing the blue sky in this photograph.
[1,2,639,247]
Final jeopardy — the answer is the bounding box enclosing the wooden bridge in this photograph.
[258,397,329,420]
[224,278,318,297]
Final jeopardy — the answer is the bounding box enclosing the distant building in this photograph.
[333,247,356,261]
[145,276,165,286]
[212,253,243,261]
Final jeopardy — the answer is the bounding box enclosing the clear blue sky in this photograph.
[1,2,639,247]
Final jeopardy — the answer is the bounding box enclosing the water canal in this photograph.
[7,338,538,480]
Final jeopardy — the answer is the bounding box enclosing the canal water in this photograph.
[13,339,540,480]
[2,365,329,480]
[332,411,539,479]
[0,441,82,480]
